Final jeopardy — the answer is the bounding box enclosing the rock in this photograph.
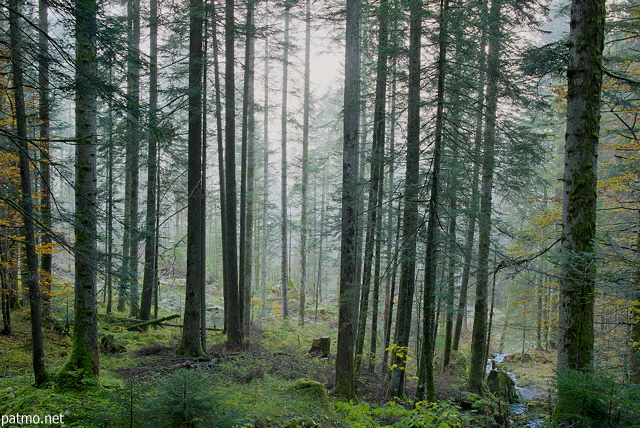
[486,369,516,404]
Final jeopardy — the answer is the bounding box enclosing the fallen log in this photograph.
[123,316,222,331]
[126,314,180,331]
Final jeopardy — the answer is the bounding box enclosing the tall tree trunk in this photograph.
[260,14,270,321]
[557,0,605,374]
[123,0,141,317]
[468,0,502,394]
[280,3,291,319]
[211,6,229,332]
[105,61,115,315]
[355,0,389,372]
[140,0,160,322]
[388,0,422,399]
[315,183,326,322]
[336,0,361,400]
[225,0,243,344]
[416,0,448,403]
[178,0,205,357]
[10,0,47,386]
[240,0,256,334]
[442,182,457,368]
[299,0,312,327]
[381,56,398,371]
[452,31,487,353]
[57,0,100,385]
[368,180,385,373]
[38,0,52,320]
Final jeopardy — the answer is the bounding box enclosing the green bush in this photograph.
[556,369,640,427]
[148,369,246,428]
[336,400,470,427]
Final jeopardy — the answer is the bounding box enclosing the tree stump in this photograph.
[309,336,330,358]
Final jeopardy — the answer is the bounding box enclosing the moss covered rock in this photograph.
[486,369,516,403]
[290,378,328,403]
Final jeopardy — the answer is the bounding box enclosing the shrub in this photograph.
[148,369,245,428]
[556,369,640,427]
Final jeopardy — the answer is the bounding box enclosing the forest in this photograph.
[1,0,639,426]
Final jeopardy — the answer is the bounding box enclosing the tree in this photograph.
[280,1,291,320]
[225,0,243,345]
[57,0,100,386]
[416,0,449,403]
[388,0,422,399]
[355,0,390,371]
[177,0,205,357]
[9,0,47,386]
[119,0,142,315]
[240,0,256,334]
[557,0,606,373]
[468,0,502,394]
[140,0,160,322]
[335,0,361,400]
[38,0,53,320]
[299,0,312,327]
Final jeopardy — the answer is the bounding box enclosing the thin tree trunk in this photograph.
[452,31,487,353]
[224,0,243,344]
[260,14,270,322]
[211,5,229,332]
[299,0,311,327]
[468,0,502,395]
[388,0,422,399]
[240,0,256,334]
[336,0,361,400]
[123,0,141,317]
[280,3,291,319]
[38,0,52,320]
[10,0,47,386]
[631,211,640,383]
[140,0,159,322]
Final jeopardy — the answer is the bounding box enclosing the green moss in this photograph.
[291,378,328,404]
[55,340,99,390]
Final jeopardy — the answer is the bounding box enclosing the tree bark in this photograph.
[388,0,422,399]
[416,0,448,403]
[335,0,361,400]
[57,0,100,386]
[38,0,52,320]
[299,0,312,327]
[10,0,47,386]
[224,0,243,345]
[468,0,502,395]
[140,0,160,322]
[557,0,605,374]
[280,3,291,320]
[178,0,205,357]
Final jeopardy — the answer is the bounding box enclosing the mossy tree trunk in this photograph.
[57,0,100,386]
[10,0,47,386]
[335,0,361,401]
[557,0,605,374]
[468,0,501,395]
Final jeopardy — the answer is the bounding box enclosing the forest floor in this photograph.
[0,284,558,427]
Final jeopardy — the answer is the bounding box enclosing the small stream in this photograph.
[486,354,545,427]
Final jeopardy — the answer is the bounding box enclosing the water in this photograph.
[486,354,546,427]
